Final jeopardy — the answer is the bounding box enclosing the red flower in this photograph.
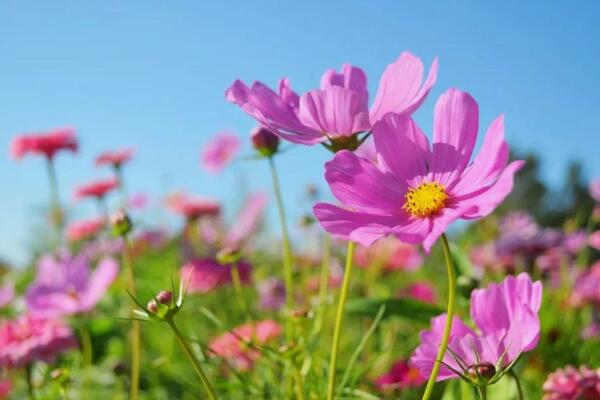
[74,178,119,200]
[10,127,78,160]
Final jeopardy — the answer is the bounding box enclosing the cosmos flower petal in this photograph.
[421,207,473,253]
[372,113,430,185]
[313,203,402,246]
[80,258,119,312]
[324,150,405,214]
[430,89,479,186]
[369,52,438,123]
[298,87,370,136]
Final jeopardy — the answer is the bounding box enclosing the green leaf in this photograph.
[346,297,443,324]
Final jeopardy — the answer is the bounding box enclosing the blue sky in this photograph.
[1,1,599,265]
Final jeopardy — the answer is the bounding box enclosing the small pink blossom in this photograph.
[181,258,251,294]
[74,178,119,200]
[95,148,135,167]
[0,315,77,368]
[66,218,105,242]
[0,283,14,309]
[589,231,600,251]
[166,192,221,220]
[201,132,241,174]
[571,261,600,307]
[355,237,422,271]
[10,127,78,160]
[543,366,600,400]
[209,319,282,370]
[589,179,600,202]
[375,360,425,391]
[225,192,268,247]
[401,282,437,304]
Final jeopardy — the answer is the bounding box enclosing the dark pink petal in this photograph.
[80,258,119,312]
[313,203,401,246]
[392,217,432,246]
[324,150,405,215]
[453,161,525,219]
[372,113,430,187]
[430,89,479,186]
[369,52,438,124]
[298,87,370,137]
[278,78,300,112]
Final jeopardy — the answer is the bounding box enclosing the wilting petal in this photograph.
[372,113,430,186]
[80,258,118,312]
[324,150,405,215]
[430,89,479,187]
[369,52,438,123]
[298,87,370,137]
[313,203,402,246]
[453,161,525,219]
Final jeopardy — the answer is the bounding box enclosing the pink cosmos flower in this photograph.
[166,192,221,220]
[74,178,119,200]
[0,283,14,309]
[355,237,423,271]
[589,179,600,202]
[257,278,286,311]
[0,315,77,368]
[375,360,425,391]
[181,258,251,294]
[543,366,600,400]
[224,192,268,247]
[589,231,600,251]
[226,52,437,146]
[411,273,542,382]
[26,252,118,317]
[400,282,438,304]
[209,319,282,371]
[314,89,524,252]
[10,127,78,160]
[571,261,600,307]
[128,192,149,210]
[66,218,105,242]
[95,148,136,168]
[201,132,241,174]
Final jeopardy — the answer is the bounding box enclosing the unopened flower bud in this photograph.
[111,209,133,236]
[251,126,280,157]
[147,299,159,314]
[156,290,173,305]
[467,362,496,382]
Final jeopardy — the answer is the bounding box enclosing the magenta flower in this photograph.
[571,261,600,307]
[224,192,268,247]
[375,360,425,391]
[401,282,438,304]
[180,258,251,294]
[0,315,77,368]
[26,252,118,317]
[166,192,221,220]
[589,179,600,202]
[543,366,600,400]
[95,148,136,168]
[226,52,437,146]
[314,89,524,252]
[10,127,78,160]
[66,218,105,242]
[74,177,119,201]
[201,132,241,174]
[411,273,542,382]
[0,283,14,309]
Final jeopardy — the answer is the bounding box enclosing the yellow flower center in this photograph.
[403,182,448,217]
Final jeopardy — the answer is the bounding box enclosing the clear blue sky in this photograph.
[1,1,599,265]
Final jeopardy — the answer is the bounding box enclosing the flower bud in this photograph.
[156,290,173,305]
[111,209,133,236]
[147,299,159,314]
[467,362,496,382]
[251,126,280,157]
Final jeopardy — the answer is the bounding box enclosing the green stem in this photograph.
[167,318,218,400]
[312,234,332,336]
[421,234,457,400]
[25,364,35,400]
[230,262,247,316]
[79,323,93,395]
[510,370,524,400]
[122,236,140,400]
[267,156,295,332]
[97,197,109,221]
[477,386,488,400]
[115,165,129,209]
[45,157,63,234]
[326,241,356,400]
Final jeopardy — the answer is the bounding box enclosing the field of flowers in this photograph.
[1,51,600,400]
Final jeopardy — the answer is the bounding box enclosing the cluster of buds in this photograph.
[111,209,133,237]
[129,278,187,323]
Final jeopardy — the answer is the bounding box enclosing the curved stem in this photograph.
[123,236,140,400]
[167,318,218,400]
[267,157,295,332]
[477,386,488,400]
[326,241,356,400]
[509,370,524,400]
[421,234,457,400]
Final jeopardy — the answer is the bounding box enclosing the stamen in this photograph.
[403,182,448,217]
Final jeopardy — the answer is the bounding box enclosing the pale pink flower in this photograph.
[0,315,77,368]
[589,179,600,202]
[166,192,221,220]
[181,258,251,294]
[201,132,241,174]
[66,218,105,242]
[225,192,268,247]
[355,237,422,271]
[0,283,14,309]
[375,360,425,391]
[543,366,600,400]
[95,148,136,167]
[74,178,119,200]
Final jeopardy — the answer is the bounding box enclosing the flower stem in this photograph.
[267,156,295,331]
[114,165,129,209]
[25,364,35,400]
[45,157,62,233]
[230,262,247,316]
[79,323,93,395]
[122,236,140,400]
[312,233,331,336]
[477,386,488,400]
[509,370,524,400]
[326,241,356,400]
[421,234,457,400]
[166,318,218,400]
